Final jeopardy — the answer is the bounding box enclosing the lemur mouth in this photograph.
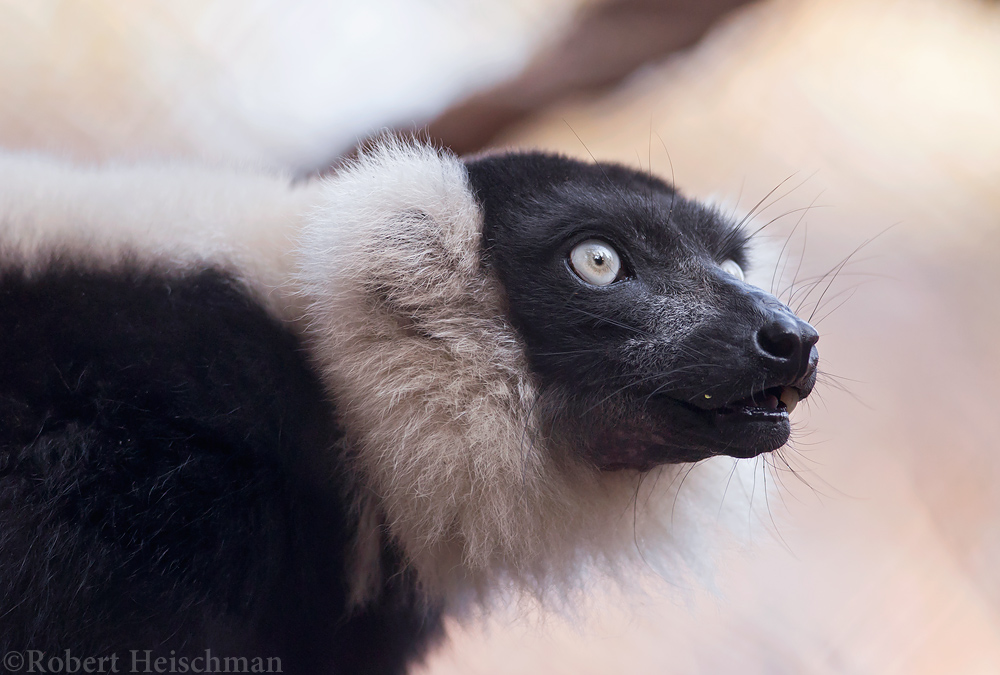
[709,385,801,418]
[671,373,815,460]
[590,374,815,470]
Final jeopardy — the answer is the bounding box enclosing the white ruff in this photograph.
[296,139,755,606]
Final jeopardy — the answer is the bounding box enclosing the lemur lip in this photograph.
[692,361,817,416]
[711,386,797,417]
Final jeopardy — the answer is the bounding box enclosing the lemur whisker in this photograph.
[804,225,897,323]
[773,192,823,296]
[655,133,678,224]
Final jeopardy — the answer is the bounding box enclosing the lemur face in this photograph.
[466,153,818,470]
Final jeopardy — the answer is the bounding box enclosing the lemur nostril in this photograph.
[757,319,803,361]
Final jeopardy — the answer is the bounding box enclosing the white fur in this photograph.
[0,153,320,319]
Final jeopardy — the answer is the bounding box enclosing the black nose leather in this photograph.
[756,313,819,375]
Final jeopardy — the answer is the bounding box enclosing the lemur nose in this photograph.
[756,313,819,375]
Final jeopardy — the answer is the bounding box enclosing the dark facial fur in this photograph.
[466,153,819,469]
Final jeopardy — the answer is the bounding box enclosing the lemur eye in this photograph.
[569,239,622,286]
[719,259,745,282]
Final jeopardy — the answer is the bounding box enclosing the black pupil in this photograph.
[593,252,605,266]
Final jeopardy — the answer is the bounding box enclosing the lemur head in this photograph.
[466,153,818,470]
[298,139,818,602]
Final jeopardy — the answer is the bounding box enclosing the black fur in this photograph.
[0,263,440,674]
[465,153,818,467]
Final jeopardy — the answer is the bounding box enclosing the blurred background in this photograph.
[2,0,999,671]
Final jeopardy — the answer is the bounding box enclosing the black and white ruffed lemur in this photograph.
[0,139,818,674]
